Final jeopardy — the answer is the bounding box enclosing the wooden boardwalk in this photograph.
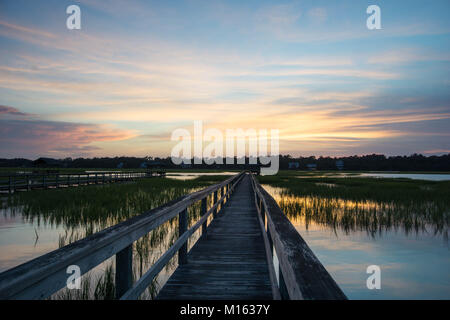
[0,172,346,300]
[0,171,165,193]
[157,175,273,299]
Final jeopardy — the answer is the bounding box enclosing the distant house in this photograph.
[32,157,62,168]
[288,162,300,169]
[306,163,317,170]
[336,160,344,170]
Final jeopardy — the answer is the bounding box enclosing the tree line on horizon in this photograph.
[0,153,449,171]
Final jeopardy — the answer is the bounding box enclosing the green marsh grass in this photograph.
[259,174,450,238]
[2,174,231,299]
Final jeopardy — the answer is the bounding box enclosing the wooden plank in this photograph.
[201,198,207,238]
[213,191,218,218]
[115,244,133,298]
[0,171,166,193]
[178,208,188,265]
[120,175,244,300]
[252,185,281,300]
[0,173,243,299]
[157,175,273,300]
[251,175,347,300]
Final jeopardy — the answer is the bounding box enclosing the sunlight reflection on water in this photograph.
[262,184,450,300]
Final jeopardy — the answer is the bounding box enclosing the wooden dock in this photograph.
[0,172,346,300]
[0,170,165,193]
[157,175,272,299]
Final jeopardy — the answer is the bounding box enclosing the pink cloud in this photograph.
[0,108,136,158]
[0,105,28,116]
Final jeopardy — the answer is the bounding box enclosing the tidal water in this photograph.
[360,173,450,181]
[264,185,450,300]
[0,182,212,299]
[1,173,449,300]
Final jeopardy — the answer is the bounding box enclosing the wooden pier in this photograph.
[157,175,272,299]
[0,172,346,300]
[0,170,166,193]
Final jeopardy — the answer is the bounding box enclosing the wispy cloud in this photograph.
[1,1,449,158]
[0,105,27,116]
[0,107,136,158]
[0,20,56,38]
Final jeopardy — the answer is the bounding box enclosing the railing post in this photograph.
[279,264,289,300]
[262,205,266,227]
[178,208,188,265]
[115,244,133,299]
[201,197,207,238]
[213,190,218,218]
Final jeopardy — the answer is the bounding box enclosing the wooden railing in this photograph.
[250,174,347,300]
[0,172,245,300]
[0,171,166,193]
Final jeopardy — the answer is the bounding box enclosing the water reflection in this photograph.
[166,172,237,181]
[263,185,449,239]
[0,177,226,299]
[262,184,450,299]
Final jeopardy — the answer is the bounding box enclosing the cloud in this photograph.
[368,49,450,65]
[0,107,136,158]
[0,105,27,116]
[1,3,450,158]
[422,149,450,154]
[0,20,56,39]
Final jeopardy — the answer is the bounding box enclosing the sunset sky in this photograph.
[1,0,450,159]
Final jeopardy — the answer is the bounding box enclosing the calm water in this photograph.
[360,173,450,181]
[166,172,237,180]
[264,185,450,299]
[1,173,449,299]
[295,173,450,181]
[0,181,216,299]
[0,208,68,272]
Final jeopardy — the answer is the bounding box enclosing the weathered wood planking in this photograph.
[157,175,273,300]
[0,173,242,300]
[0,171,165,193]
[250,175,347,300]
[0,170,346,300]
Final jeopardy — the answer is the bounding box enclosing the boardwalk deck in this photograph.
[0,171,346,300]
[157,175,273,300]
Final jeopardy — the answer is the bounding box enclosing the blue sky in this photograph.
[0,0,449,158]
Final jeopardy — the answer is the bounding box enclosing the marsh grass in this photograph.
[2,175,231,300]
[259,174,450,238]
